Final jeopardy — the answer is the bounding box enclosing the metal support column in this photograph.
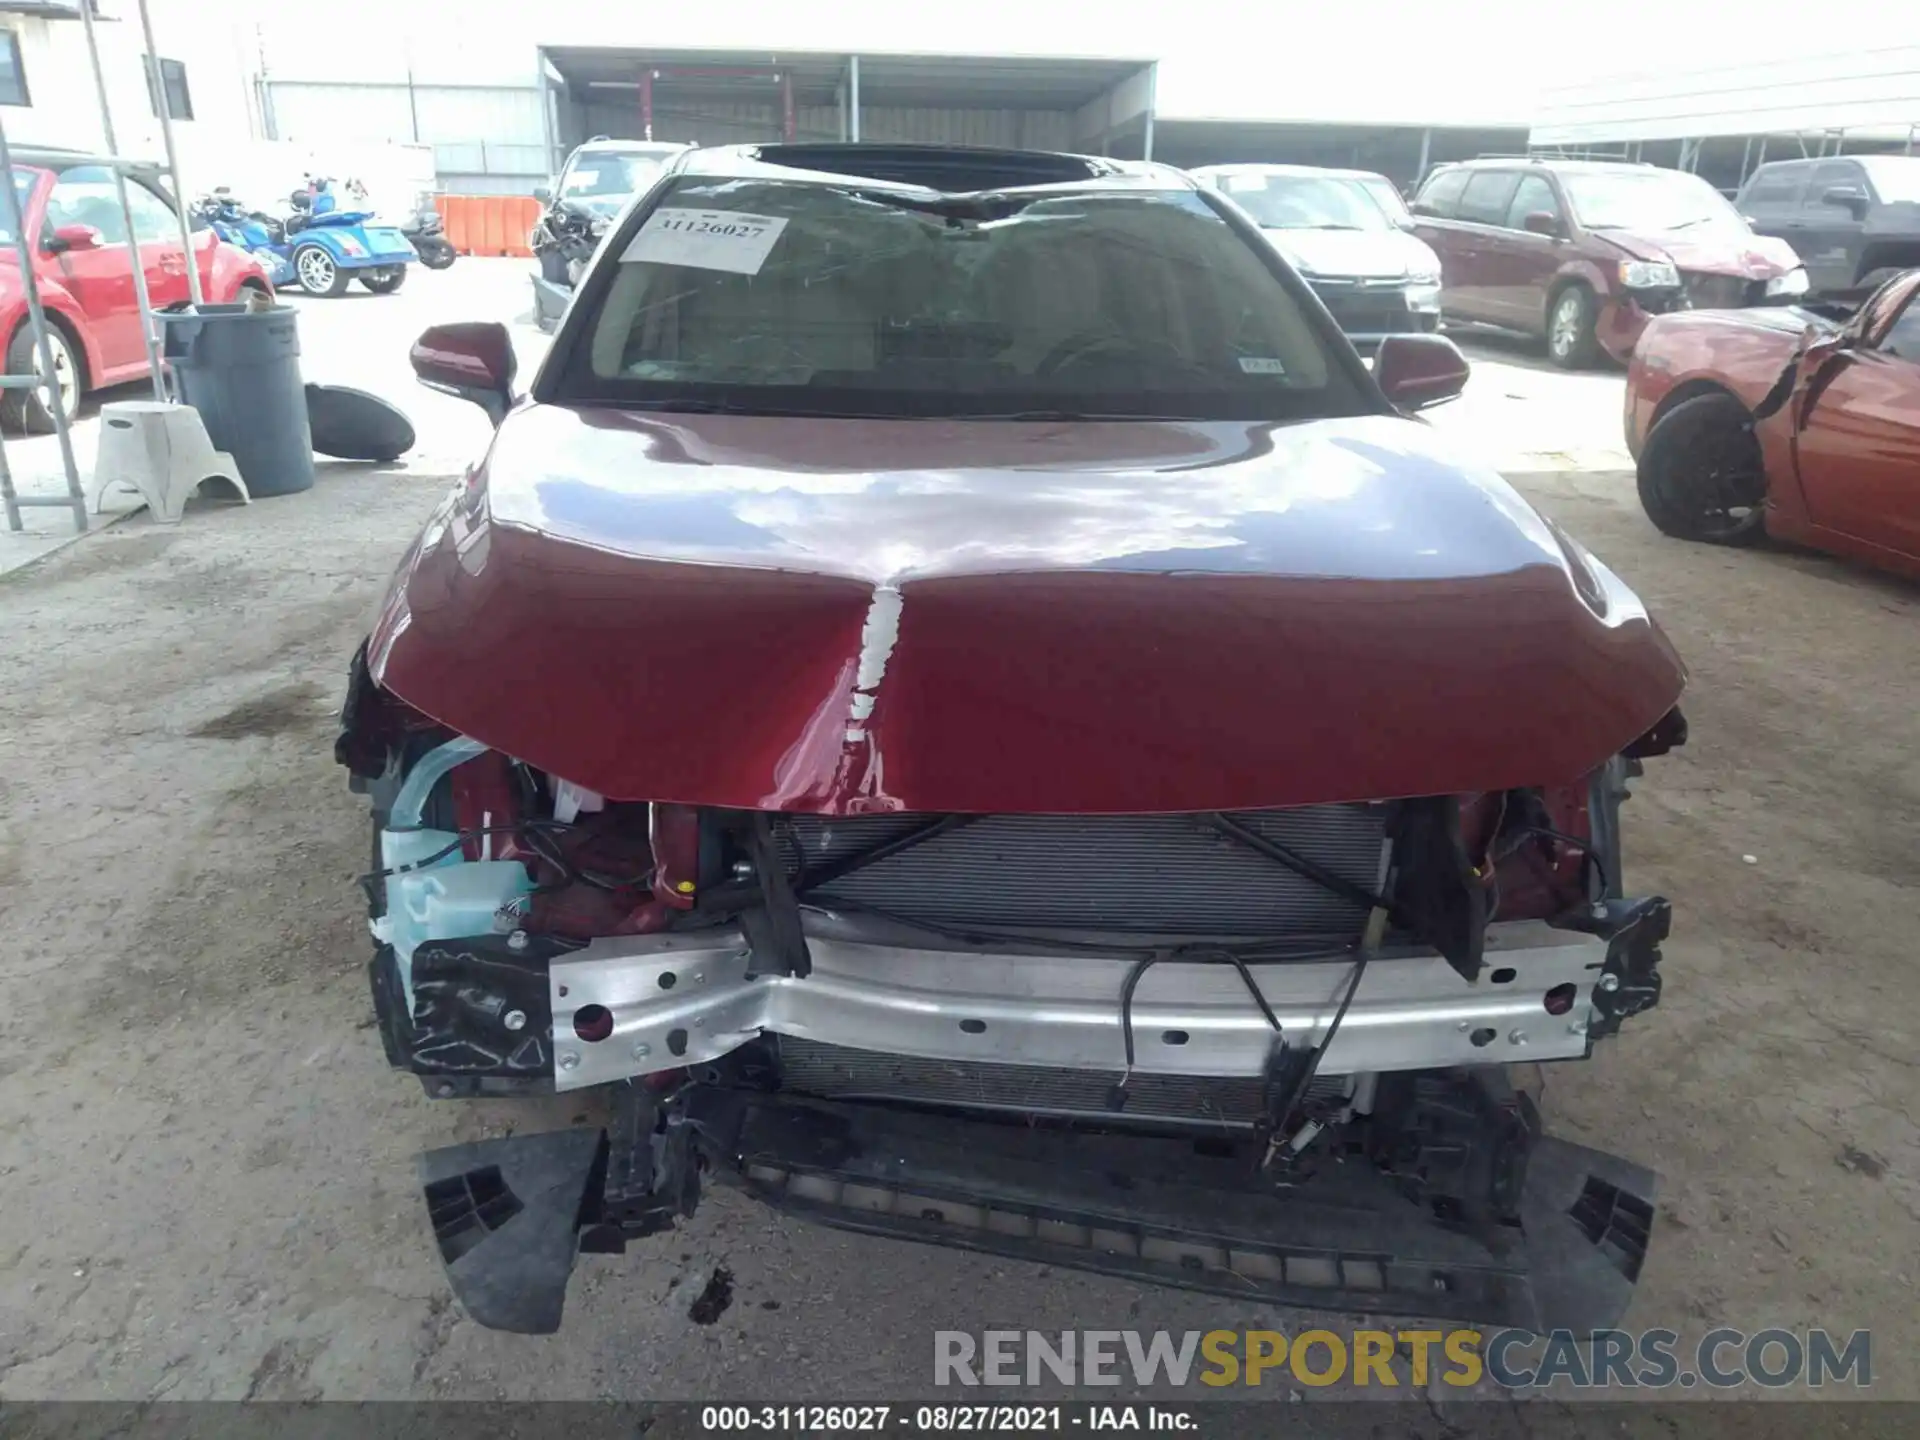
[1416,127,1432,184]
[0,106,86,533]
[1140,62,1157,163]
[81,0,164,401]
[848,54,860,142]
[537,53,561,177]
[0,428,20,534]
[641,69,654,141]
[135,0,203,306]
[781,71,795,143]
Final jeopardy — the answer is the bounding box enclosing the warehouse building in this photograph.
[242,5,1535,194]
[16,0,1913,205]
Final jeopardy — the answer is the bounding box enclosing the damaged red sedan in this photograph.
[1629,268,1920,576]
[337,144,1687,1335]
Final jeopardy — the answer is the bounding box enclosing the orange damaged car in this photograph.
[1627,268,1920,578]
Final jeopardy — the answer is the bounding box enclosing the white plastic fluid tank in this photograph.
[396,859,535,945]
[373,736,539,1006]
[375,817,537,1008]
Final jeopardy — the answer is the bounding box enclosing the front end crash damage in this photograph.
[529,203,605,334]
[422,1078,1656,1337]
[341,655,1683,1336]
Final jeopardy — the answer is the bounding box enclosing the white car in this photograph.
[1190,163,1445,353]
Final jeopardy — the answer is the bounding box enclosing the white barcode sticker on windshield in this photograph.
[622,208,788,274]
[1238,356,1288,375]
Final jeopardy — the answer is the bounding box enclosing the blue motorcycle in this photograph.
[194,191,296,287]
[194,179,415,297]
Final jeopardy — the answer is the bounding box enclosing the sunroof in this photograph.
[753,143,1106,193]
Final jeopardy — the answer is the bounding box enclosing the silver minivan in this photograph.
[1190,164,1444,352]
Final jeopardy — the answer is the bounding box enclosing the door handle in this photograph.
[157,251,187,274]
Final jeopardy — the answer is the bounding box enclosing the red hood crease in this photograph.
[369,406,1685,814]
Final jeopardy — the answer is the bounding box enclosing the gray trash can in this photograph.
[160,304,315,498]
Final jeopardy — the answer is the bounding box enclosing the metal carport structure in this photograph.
[1530,46,1920,193]
[536,46,1157,175]
[1145,120,1531,191]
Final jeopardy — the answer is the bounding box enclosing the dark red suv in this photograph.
[1411,158,1808,367]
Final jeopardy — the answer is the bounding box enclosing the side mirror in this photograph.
[533,185,553,205]
[1374,333,1470,411]
[1522,209,1562,237]
[411,321,517,426]
[45,223,103,254]
[1391,214,1416,232]
[1820,186,1870,218]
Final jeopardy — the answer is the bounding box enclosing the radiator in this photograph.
[779,806,1386,938]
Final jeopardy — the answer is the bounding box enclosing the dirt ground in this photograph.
[0,457,1914,1411]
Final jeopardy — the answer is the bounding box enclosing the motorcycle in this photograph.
[196,178,417,297]
[400,193,457,270]
[192,190,297,288]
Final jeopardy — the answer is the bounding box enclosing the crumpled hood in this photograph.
[1262,226,1439,280]
[1594,226,1800,277]
[370,406,1684,814]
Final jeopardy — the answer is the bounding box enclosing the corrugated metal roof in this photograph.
[1533,47,1920,143]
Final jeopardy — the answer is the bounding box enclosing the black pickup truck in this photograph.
[1735,154,1920,294]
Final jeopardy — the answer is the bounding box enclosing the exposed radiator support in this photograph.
[780,806,1388,939]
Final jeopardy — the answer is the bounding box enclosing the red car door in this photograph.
[122,176,194,310]
[1794,274,1920,559]
[1446,170,1522,324]
[1489,172,1567,330]
[42,165,145,376]
[1411,169,1483,319]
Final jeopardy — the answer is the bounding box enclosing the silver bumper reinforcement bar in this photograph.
[549,917,1606,1092]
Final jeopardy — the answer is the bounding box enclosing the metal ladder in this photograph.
[0,0,206,538]
[0,100,87,535]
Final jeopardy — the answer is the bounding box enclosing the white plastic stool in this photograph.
[89,401,250,524]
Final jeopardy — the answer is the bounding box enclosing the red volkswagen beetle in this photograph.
[5,145,273,431]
